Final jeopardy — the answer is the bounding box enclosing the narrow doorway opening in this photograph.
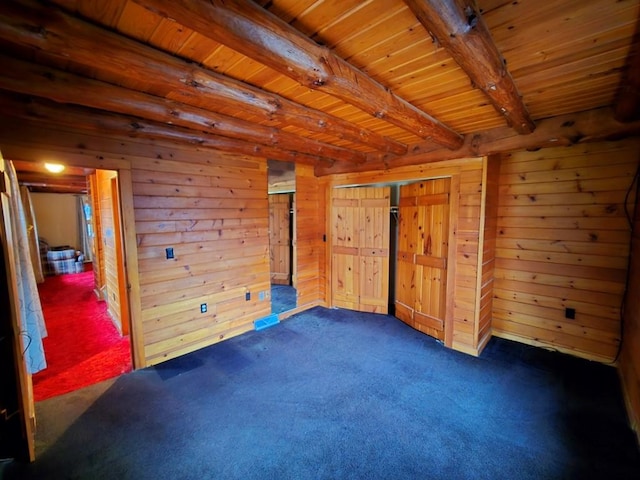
[31,169,132,401]
[268,159,297,315]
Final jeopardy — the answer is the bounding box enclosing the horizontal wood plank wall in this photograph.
[0,124,329,367]
[493,139,640,362]
[454,163,484,354]
[328,157,487,356]
[620,172,640,444]
[96,169,123,333]
[133,155,272,365]
[295,163,323,310]
[477,155,501,352]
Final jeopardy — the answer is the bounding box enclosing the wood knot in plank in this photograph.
[605,204,618,214]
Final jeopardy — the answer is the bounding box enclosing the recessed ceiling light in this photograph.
[44,163,65,173]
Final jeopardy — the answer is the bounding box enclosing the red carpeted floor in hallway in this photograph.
[32,268,132,401]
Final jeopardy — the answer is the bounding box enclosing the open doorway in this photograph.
[27,168,132,400]
[268,160,297,315]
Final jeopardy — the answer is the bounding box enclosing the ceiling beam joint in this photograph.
[404,0,535,135]
[133,0,464,149]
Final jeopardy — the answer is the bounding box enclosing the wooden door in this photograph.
[395,178,451,340]
[111,177,129,335]
[0,155,35,461]
[269,193,291,285]
[332,186,390,313]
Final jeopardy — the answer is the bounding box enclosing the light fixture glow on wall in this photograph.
[44,163,65,173]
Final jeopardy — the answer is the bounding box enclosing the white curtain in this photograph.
[20,186,44,283]
[6,160,47,374]
[76,194,93,262]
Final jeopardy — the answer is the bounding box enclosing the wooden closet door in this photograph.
[395,178,451,340]
[332,186,390,313]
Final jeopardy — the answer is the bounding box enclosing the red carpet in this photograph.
[32,269,132,401]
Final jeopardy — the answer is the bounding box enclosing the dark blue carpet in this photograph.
[271,284,296,314]
[4,307,639,479]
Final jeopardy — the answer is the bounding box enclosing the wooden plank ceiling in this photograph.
[0,0,639,193]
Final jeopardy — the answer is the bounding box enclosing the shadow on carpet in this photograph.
[5,307,640,479]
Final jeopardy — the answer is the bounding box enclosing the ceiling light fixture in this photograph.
[44,163,65,173]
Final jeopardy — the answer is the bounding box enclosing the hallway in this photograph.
[32,268,131,401]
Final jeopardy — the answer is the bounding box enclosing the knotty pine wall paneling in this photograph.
[328,157,488,356]
[1,123,331,366]
[293,163,324,311]
[96,169,124,333]
[620,163,640,444]
[133,154,273,365]
[477,155,501,352]
[493,139,640,362]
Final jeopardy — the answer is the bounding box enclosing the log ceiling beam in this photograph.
[0,55,365,165]
[0,93,330,166]
[0,0,406,156]
[16,172,88,192]
[133,0,464,150]
[403,0,535,134]
[316,108,640,176]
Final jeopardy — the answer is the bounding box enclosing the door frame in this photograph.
[268,192,293,286]
[328,175,459,347]
[0,153,144,462]
[0,146,144,369]
[110,175,130,335]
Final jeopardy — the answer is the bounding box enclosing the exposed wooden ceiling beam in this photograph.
[133,0,464,149]
[16,171,88,193]
[316,108,640,175]
[0,93,330,166]
[0,55,365,165]
[403,0,535,134]
[0,0,406,156]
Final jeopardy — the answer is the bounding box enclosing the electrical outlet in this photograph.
[565,307,576,319]
[165,247,174,259]
[200,303,207,313]
[245,291,251,301]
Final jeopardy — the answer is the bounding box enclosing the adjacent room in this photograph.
[1,0,640,478]
[23,173,132,401]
